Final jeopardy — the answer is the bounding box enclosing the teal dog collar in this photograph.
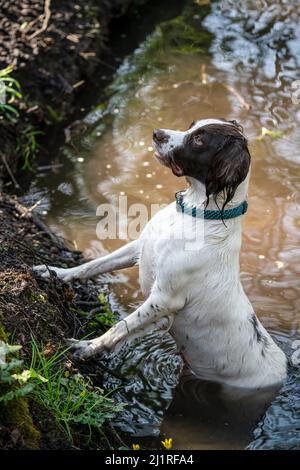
[175,192,248,220]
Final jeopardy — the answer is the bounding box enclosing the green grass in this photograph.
[0,65,22,123]
[0,66,43,170]
[46,105,64,124]
[1,338,125,447]
[29,338,124,445]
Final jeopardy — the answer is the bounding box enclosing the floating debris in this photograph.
[256,127,284,141]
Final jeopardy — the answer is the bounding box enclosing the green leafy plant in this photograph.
[75,292,117,333]
[30,339,124,443]
[95,292,118,328]
[0,65,22,122]
[0,341,36,403]
[17,125,44,170]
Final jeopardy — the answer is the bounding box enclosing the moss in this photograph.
[0,322,8,342]
[25,289,48,304]
[70,292,117,335]
[96,292,118,327]
[0,245,9,254]
[0,396,40,449]
[77,3,213,140]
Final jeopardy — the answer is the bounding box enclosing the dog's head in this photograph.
[152,119,251,207]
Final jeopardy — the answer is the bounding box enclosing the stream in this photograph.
[22,0,300,449]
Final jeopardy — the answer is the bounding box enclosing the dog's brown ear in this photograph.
[205,136,251,208]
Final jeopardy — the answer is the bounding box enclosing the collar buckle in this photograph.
[241,201,248,214]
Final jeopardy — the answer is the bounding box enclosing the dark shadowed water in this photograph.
[23,0,300,449]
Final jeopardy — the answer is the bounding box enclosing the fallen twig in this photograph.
[1,154,20,189]
[222,83,251,110]
[108,422,128,448]
[76,300,102,307]
[1,196,66,250]
[29,0,52,40]
[37,163,63,171]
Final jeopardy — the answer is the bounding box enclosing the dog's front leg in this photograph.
[67,287,184,360]
[33,239,140,281]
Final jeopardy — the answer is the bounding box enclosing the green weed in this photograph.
[17,125,44,170]
[0,65,22,123]
[0,341,37,403]
[29,338,124,444]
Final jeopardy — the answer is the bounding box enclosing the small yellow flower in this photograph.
[161,438,173,450]
[132,444,140,450]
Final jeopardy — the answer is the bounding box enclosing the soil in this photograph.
[0,194,79,349]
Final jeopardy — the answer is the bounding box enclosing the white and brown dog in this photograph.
[34,119,287,389]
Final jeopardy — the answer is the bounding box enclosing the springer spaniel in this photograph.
[34,119,287,389]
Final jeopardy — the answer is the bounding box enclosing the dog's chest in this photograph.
[137,202,207,296]
[138,243,156,296]
[138,203,179,295]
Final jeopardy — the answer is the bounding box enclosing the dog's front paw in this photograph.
[33,265,75,282]
[66,338,105,360]
[32,264,51,278]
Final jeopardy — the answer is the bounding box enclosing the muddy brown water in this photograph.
[23,1,300,449]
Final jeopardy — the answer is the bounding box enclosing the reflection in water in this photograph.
[161,372,281,450]
[248,360,300,450]
[99,332,182,436]
[23,0,300,449]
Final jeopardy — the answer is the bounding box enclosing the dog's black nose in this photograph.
[153,129,169,143]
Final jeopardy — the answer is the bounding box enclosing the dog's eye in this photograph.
[193,134,203,146]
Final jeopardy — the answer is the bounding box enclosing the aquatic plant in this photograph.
[256,127,284,141]
[108,1,212,107]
